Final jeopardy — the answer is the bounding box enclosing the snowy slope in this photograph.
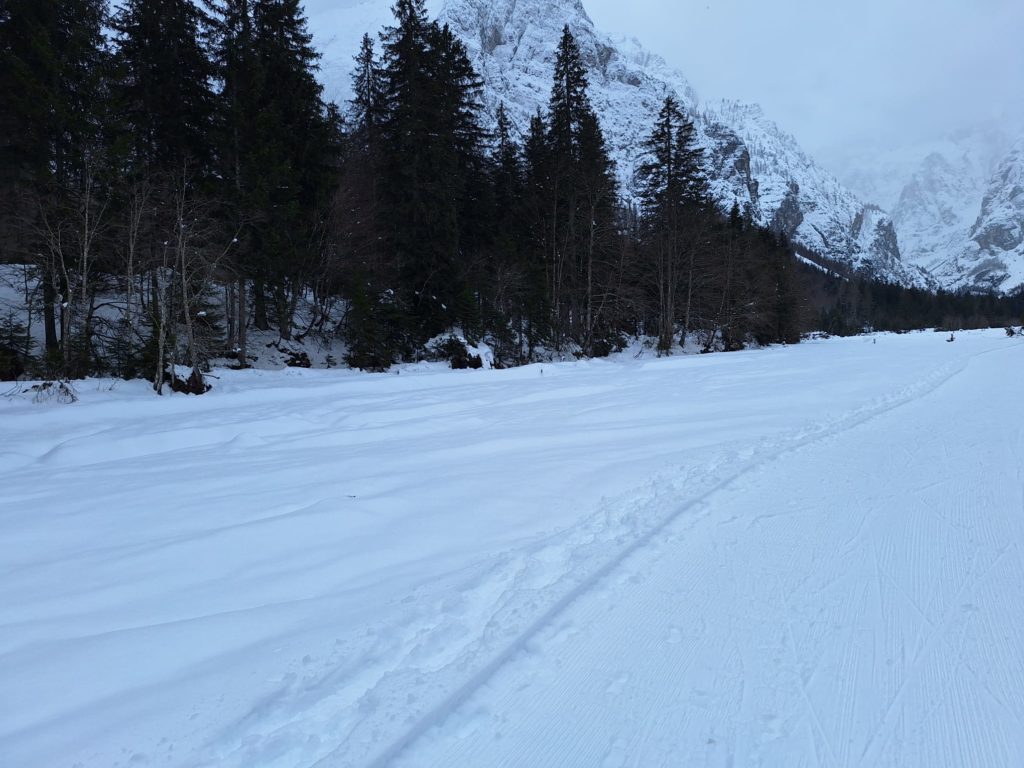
[2,330,1023,767]
[395,337,1024,768]
[312,0,925,287]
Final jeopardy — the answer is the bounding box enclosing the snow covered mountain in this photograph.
[841,128,1024,295]
[434,0,756,215]
[709,100,925,286]
[891,151,989,276]
[440,0,934,286]
[314,0,931,287]
[948,138,1024,293]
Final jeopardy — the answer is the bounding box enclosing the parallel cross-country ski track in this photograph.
[324,343,1024,767]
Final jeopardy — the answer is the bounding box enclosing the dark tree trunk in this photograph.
[236,276,248,366]
[253,278,269,330]
[42,267,58,352]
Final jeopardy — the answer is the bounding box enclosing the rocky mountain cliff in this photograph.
[948,139,1024,293]
[708,101,924,286]
[841,128,1024,295]
[316,0,933,287]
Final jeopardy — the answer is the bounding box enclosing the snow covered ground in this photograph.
[1,330,1022,767]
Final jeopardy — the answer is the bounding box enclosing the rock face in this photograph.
[950,140,1024,293]
[892,151,987,276]
[320,0,933,286]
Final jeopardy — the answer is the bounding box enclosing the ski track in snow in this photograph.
[1,331,1022,767]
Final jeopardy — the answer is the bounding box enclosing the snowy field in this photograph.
[1,330,1023,768]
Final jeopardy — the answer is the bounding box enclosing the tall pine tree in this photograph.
[544,26,618,353]
[635,95,707,352]
[111,0,217,176]
[378,0,486,341]
[246,0,337,341]
[0,0,109,359]
[350,33,384,149]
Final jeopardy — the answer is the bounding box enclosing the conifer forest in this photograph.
[1,0,1021,388]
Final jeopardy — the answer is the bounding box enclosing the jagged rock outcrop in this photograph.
[771,182,803,239]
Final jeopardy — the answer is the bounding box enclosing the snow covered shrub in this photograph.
[30,381,78,404]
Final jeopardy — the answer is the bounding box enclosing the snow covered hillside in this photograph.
[311,0,927,287]
[2,330,1023,767]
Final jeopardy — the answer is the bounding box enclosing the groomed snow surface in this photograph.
[2,330,1023,768]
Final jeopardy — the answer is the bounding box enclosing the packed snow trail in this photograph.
[374,342,1024,768]
[0,331,1021,767]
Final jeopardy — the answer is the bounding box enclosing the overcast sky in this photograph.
[583,0,1024,165]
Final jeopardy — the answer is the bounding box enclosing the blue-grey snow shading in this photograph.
[1,330,1023,767]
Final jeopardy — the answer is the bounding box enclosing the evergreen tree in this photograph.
[379,0,445,338]
[430,22,488,335]
[548,26,591,163]
[0,0,109,357]
[246,0,337,341]
[636,95,707,351]
[483,103,531,360]
[207,0,256,363]
[379,0,486,341]
[636,96,706,219]
[519,109,553,348]
[111,0,217,176]
[338,32,398,369]
[210,0,256,196]
[206,0,338,342]
[493,104,522,209]
[350,33,385,148]
[544,26,618,353]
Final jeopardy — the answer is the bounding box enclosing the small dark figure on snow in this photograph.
[947,333,956,343]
